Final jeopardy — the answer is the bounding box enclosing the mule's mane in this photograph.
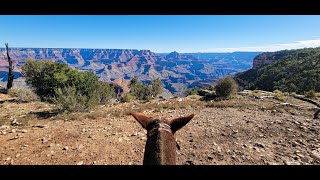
[146,119,172,137]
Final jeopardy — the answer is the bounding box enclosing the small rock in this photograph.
[207,156,213,160]
[267,162,280,165]
[8,136,19,140]
[11,119,22,126]
[294,150,301,154]
[292,141,299,147]
[2,132,7,135]
[118,138,123,142]
[82,128,86,132]
[23,144,29,147]
[76,161,84,165]
[63,146,69,150]
[78,144,84,149]
[252,147,260,152]
[20,130,27,133]
[15,154,21,158]
[189,139,194,142]
[231,155,236,159]
[140,137,146,140]
[310,151,320,161]
[185,160,194,165]
[11,129,16,133]
[41,138,48,143]
[5,157,11,161]
[112,133,116,135]
[243,144,247,148]
[48,143,55,147]
[216,146,222,153]
[128,162,133,165]
[131,133,138,136]
[33,125,48,128]
[254,142,265,148]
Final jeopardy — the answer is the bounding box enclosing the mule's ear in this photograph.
[131,112,153,129]
[168,114,195,134]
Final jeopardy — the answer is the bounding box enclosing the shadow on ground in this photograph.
[29,109,63,119]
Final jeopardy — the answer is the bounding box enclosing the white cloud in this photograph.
[187,39,320,53]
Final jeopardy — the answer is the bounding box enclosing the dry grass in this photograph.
[8,87,40,102]
[1,89,316,127]
[0,100,56,126]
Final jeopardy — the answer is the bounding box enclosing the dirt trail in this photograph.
[0,93,320,165]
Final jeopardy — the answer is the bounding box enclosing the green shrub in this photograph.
[183,88,199,96]
[274,93,286,102]
[95,81,117,104]
[150,78,163,97]
[121,93,134,102]
[8,87,40,102]
[283,92,290,96]
[128,77,163,101]
[305,90,316,99]
[214,77,238,99]
[53,85,88,112]
[21,59,116,111]
[273,89,282,94]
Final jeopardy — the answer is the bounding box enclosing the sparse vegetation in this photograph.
[8,87,40,102]
[235,47,320,93]
[305,90,316,99]
[214,77,238,99]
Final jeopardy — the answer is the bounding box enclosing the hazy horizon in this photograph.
[0,46,265,54]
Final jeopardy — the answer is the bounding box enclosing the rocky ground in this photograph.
[0,91,319,165]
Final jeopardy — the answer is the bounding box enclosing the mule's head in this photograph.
[131,112,195,165]
[131,112,195,136]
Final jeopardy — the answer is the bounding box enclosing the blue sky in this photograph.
[1,15,320,53]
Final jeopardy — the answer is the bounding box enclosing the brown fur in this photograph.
[131,113,195,165]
